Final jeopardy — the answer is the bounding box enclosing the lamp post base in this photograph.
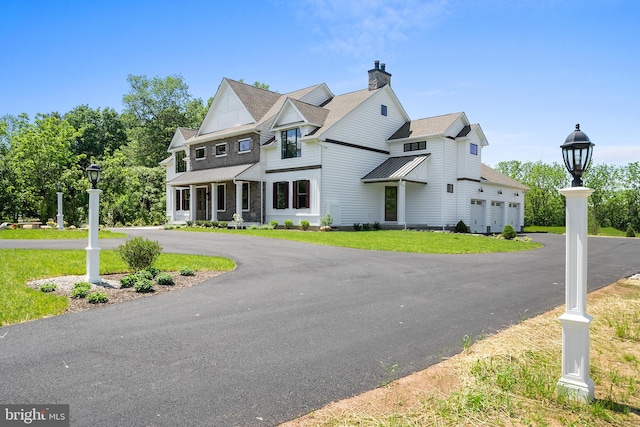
[557,312,595,402]
[557,377,595,403]
[56,213,64,230]
[86,246,101,284]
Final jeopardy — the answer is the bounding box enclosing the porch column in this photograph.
[170,186,176,223]
[235,181,243,220]
[211,183,217,221]
[189,184,196,221]
[397,180,406,227]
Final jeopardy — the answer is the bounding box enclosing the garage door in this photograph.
[470,199,485,233]
[491,201,504,232]
[508,202,519,228]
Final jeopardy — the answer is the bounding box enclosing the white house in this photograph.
[163,61,527,233]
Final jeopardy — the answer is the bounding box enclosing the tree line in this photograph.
[0,74,210,226]
[496,160,640,232]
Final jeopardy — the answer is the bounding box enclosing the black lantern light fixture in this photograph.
[86,164,101,189]
[561,124,594,187]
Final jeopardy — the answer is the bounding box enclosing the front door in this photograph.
[196,187,208,220]
[385,186,397,222]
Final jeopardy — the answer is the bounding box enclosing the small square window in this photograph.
[195,147,206,160]
[238,138,251,153]
[381,105,387,116]
[470,143,478,155]
[215,143,227,157]
[447,184,454,193]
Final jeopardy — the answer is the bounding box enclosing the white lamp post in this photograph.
[56,182,64,230]
[557,124,595,402]
[85,164,102,284]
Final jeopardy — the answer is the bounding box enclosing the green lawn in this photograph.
[0,228,127,239]
[0,249,235,326]
[525,225,631,237]
[179,228,543,254]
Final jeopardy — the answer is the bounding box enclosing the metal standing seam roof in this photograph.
[168,163,257,186]
[362,154,431,182]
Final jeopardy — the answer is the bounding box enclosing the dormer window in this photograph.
[281,128,301,159]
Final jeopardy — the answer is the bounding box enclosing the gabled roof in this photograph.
[224,79,282,123]
[307,88,379,138]
[388,113,464,140]
[481,164,529,190]
[270,98,330,130]
[362,154,431,183]
[168,127,198,151]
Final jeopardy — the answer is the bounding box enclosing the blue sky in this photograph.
[1,0,638,167]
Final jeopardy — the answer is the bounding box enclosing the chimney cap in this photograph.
[374,60,380,69]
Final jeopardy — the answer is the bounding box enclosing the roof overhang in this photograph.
[361,154,430,184]
[168,163,258,186]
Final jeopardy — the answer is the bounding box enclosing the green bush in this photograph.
[363,223,371,231]
[353,223,362,231]
[373,222,381,230]
[455,220,470,233]
[70,282,92,299]
[87,291,108,304]
[269,220,279,228]
[120,274,136,288]
[502,224,517,240]
[626,223,636,238]
[136,269,154,280]
[143,266,160,278]
[133,277,154,293]
[39,283,56,293]
[116,237,162,271]
[284,219,294,229]
[218,222,228,229]
[299,220,310,231]
[320,213,333,227]
[179,266,195,276]
[156,273,175,286]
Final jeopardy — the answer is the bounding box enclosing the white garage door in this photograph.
[508,202,519,228]
[491,201,504,232]
[470,199,485,233]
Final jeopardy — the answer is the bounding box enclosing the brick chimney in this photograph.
[368,60,391,90]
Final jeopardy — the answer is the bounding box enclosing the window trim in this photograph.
[216,183,226,212]
[470,143,478,155]
[293,179,310,209]
[175,150,187,173]
[215,143,227,157]
[273,181,289,209]
[381,104,388,116]
[281,128,302,159]
[242,182,250,211]
[238,138,251,154]
[404,141,426,152]
[447,184,454,193]
[195,146,206,160]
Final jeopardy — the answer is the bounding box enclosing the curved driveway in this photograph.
[1,230,638,426]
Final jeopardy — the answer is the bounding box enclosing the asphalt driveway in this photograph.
[1,230,638,426]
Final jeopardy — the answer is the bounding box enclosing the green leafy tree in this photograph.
[8,114,85,223]
[121,74,206,167]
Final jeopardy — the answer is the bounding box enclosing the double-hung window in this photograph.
[293,180,310,209]
[281,128,301,159]
[273,182,289,209]
[175,151,186,173]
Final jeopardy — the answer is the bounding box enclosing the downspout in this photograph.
[441,138,445,231]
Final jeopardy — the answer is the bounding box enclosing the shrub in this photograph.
[87,291,108,304]
[455,220,470,233]
[626,223,636,238]
[218,222,228,229]
[70,282,92,299]
[284,219,294,229]
[362,223,371,231]
[179,266,195,276]
[136,269,154,280]
[502,224,517,240]
[186,220,194,227]
[373,222,381,230]
[116,237,162,271]
[39,283,56,293]
[143,266,160,278]
[299,220,310,231]
[320,213,333,227]
[133,277,154,293]
[269,220,279,228]
[601,218,611,228]
[120,274,136,288]
[156,273,175,286]
[353,223,362,231]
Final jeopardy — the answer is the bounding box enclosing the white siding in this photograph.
[322,89,406,152]
[274,103,303,128]
[300,85,333,106]
[404,139,444,226]
[265,168,321,225]
[199,82,254,134]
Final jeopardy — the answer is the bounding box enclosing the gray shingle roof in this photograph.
[168,163,257,186]
[362,154,430,182]
[388,112,463,140]
[287,98,330,126]
[177,127,198,140]
[481,164,529,190]
[224,79,282,123]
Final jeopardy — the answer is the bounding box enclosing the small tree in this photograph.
[116,237,162,271]
[455,220,470,233]
[626,223,636,238]
[501,224,517,240]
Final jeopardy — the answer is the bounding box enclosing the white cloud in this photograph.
[299,0,450,56]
